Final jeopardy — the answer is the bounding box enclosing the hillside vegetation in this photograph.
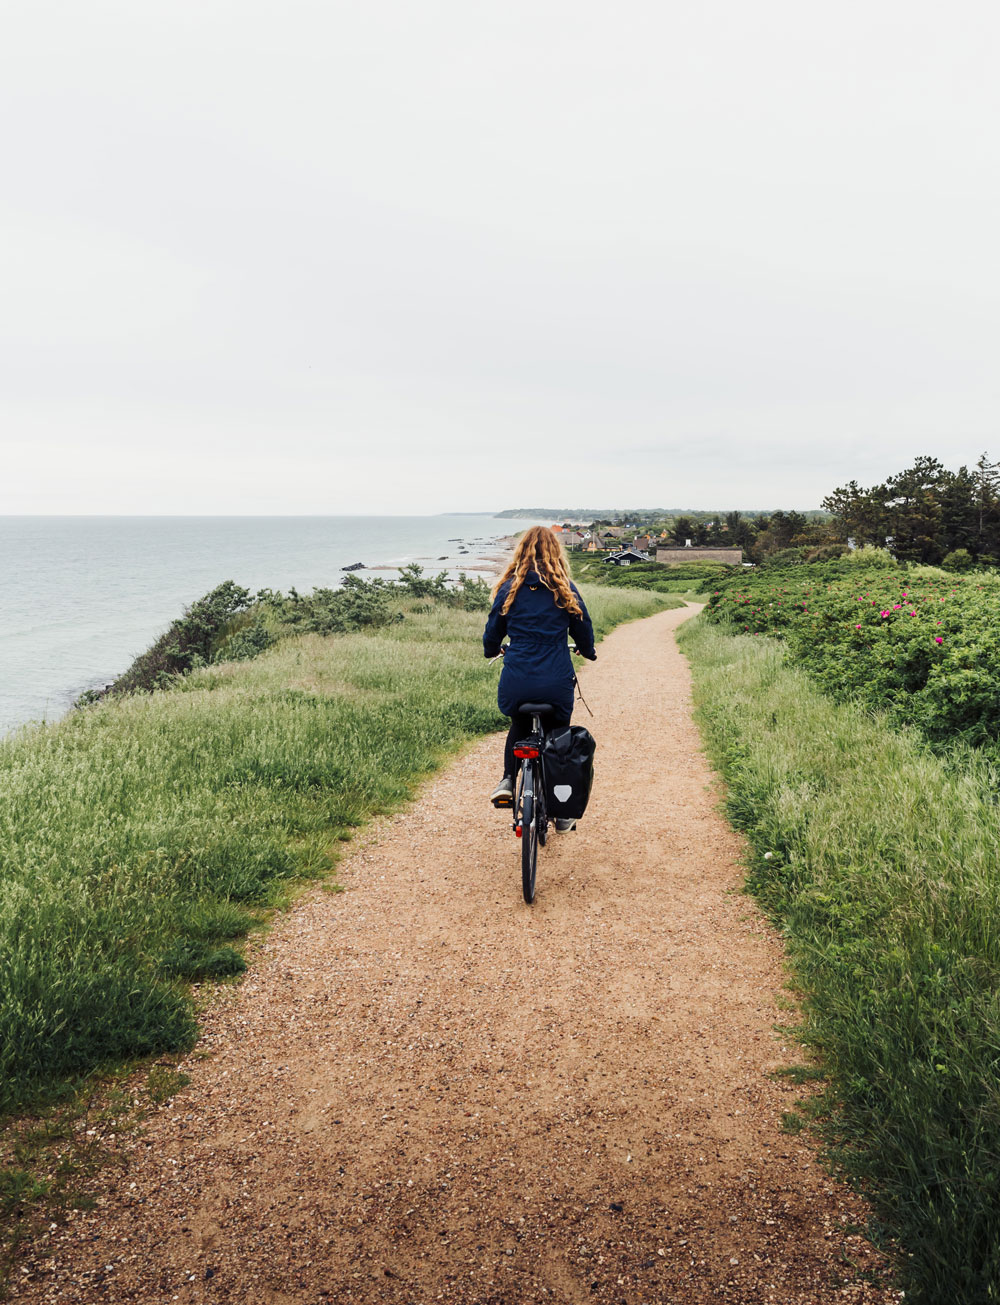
[0,579,670,1117]
[682,550,1000,1303]
[704,553,1000,755]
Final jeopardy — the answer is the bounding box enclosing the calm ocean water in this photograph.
[0,515,544,737]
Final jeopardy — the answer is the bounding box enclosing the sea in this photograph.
[0,514,547,738]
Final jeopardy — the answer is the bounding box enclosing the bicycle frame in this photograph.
[513,709,549,903]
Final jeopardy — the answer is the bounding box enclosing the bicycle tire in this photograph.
[521,761,539,904]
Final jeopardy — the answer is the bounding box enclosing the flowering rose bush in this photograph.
[705,562,1000,750]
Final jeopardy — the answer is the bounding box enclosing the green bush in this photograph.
[448,572,493,610]
[840,545,899,568]
[268,575,398,634]
[760,546,808,567]
[92,581,253,697]
[942,548,975,572]
[215,616,276,662]
[392,566,494,610]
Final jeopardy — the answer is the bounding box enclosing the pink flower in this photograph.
[855,623,862,629]
[935,636,943,644]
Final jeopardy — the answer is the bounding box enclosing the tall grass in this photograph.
[0,584,667,1116]
[679,616,1000,1304]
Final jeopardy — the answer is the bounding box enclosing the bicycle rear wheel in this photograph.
[521,760,539,904]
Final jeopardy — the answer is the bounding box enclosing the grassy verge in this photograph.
[679,615,1000,1304]
[0,581,669,1285]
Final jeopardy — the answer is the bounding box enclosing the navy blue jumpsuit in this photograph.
[483,570,596,776]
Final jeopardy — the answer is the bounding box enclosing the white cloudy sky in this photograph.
[2,0,998,513]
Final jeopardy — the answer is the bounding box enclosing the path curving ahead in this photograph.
[20,608,900,1304]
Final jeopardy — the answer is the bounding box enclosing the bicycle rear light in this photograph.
[513,746,539,759]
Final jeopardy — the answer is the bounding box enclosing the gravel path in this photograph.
[18,607,900,1304]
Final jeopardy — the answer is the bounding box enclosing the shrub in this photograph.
[394,563,450,599]
[760,547,808,568]
[215,617,276,663]
[803,543,849,562]
[448,572,493,610]
[88,581,253,699]
[268,575,398,634]
[841,545,898,568]
[942,548,975,572]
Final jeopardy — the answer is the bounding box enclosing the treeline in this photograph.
[823,453,1000,565]
[557,510,836,563]
[660,510,834,561]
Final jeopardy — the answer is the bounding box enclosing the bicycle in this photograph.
[491,644,589,904]
[510,702,553,905]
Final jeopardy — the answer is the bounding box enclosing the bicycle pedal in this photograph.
[492,794,514,809]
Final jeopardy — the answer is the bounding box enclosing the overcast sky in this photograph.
[2,0,998,514]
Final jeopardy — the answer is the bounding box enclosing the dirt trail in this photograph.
[19,607,899,1304]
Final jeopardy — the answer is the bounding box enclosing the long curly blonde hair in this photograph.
[492,526,583,617]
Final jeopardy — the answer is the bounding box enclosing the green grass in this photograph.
[679,614,1000,1304]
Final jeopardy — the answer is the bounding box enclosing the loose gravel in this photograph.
[15,607,901,1304]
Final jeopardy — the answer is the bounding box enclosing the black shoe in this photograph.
[490,776,514,808]
[554,818,577,833]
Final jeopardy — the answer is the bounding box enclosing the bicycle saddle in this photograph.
[519,702,555,714]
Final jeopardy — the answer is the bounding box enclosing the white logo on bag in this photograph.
[554,785,573,802]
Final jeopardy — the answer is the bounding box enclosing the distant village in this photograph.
[548,522,744,567]
[533,506,845,568]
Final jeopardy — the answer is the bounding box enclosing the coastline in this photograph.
[0,516,539,738]
[361,529,518,579]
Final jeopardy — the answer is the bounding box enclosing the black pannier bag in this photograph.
[542,725,596,820]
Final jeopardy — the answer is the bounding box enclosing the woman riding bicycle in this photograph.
[483,525,596,813]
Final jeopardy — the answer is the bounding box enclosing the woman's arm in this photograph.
[483,587,509,657]
[568,585,596,659]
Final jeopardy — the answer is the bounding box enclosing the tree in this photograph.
[974,452,1000,559]
[881,458,948,563]
[822,479,888,546]
[938,464,977,556]
[671,516,697,545]
[822,454,1000,564]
